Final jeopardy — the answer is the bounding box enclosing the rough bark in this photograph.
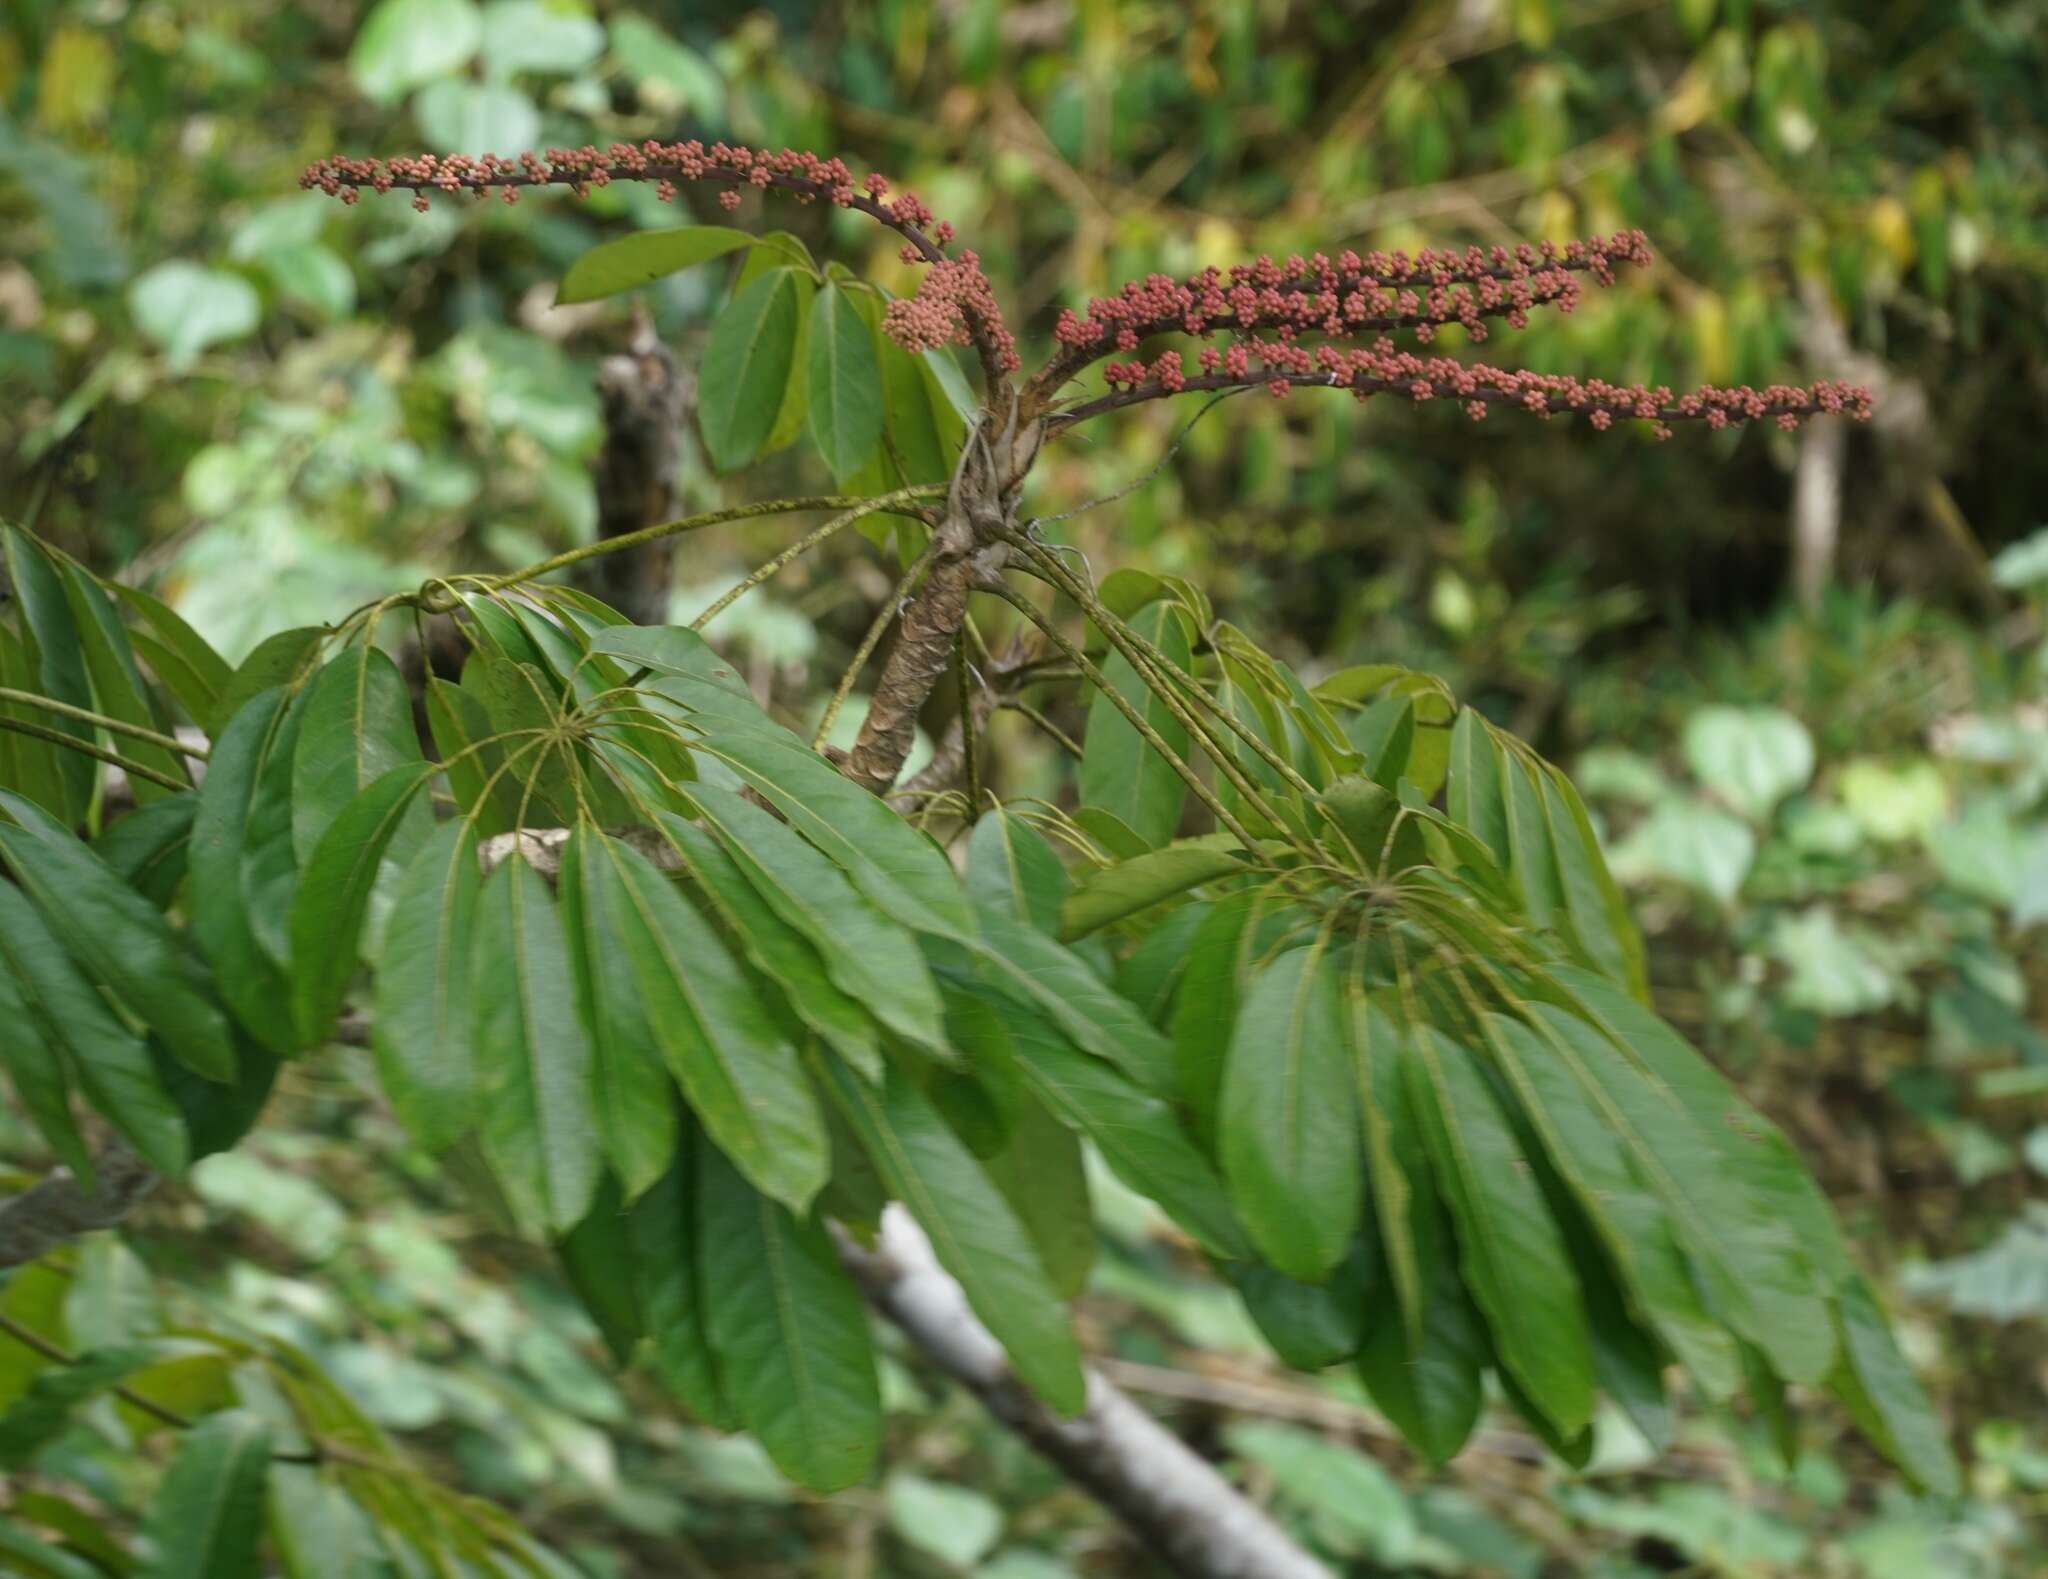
[0,1139,158,1270]
[585,311,688,627]
[1791,412,1846,614]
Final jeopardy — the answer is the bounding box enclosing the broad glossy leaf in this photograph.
[424,676,517,837]
[1171,889,1293,1144]
[687,787,946,1054]
[1405,1025,1595,1436]
[0,918,91,1176]
[1079,600,1192,850]
[699,267,806,472]
[555,1172,644,1364]
[655,815,881,1079]
[1354,1259,1487,1467]
[626,1139,738,1429]
[824,1062,1086,1414]
[556,224,752,304]
[806,283,883,478]
[1445,708,1510,864]
[940,980,1250,1260]
[0,792,235,1082]
[1221,943,1361,1281]
[981,1093,1096,1299]
[288,762,435,1046]
[467,652,578,826]
[0,882,185,1175]
[92,790,195,908]
[697,727,975,939]
[2,527,94,816]
[191,689,298,1054]
[1059,836,1247,942]
[598,831,829,1211]
[696,1136,879,1491]
[1828,1276,1960,1495]
[966,807,1068,936]
[1341,989,1425,1347]
[62,564,188,798]
[372,821,481,1152]
[158,1032,277,1160]
[1500,750,1566,927]
[1479,1010,1743,1400]
[557,828,678,1198]
[290,647,430,865]
[1536,764,1648,997]
[1113,899,1211,1025]
[1229,1238,1377,1371]
[139,1409,271,1579]
[208,626,324,738]
[957,901,1177,1094]
[109,582,231,727]
[239,682,308,973]
[473,855,601,1232]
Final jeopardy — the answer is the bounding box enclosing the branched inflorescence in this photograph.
[303,142,1869,440]
[302,140,1019,386]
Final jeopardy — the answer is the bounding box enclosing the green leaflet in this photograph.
[555,223,753,303]
[473,854,601,1233]
[93,790,195,908]
[287,761,435,1047]
[61,563,190,799]
[191,689,298,1054]
[696,727,976,939]
[555,1172,644,1365]
[1228,1236,1378,1372]
[0,1345,152,1464]
[0,792,236,1083]
[108,581,232,727]
[1058,836,1248,942]
[1500,747,1566,928]
[940,977,1250,1260]
[655,815,881,1080]
[1354,1249,1487,1467]
[557,828,679,1199]
[699,266,807,472]
[822,1060,1087,1415]
[1341,989,1424,1349]
[0,881,185,1175]
[289,647,432,879]
[0,621,73,820]
[208,627,325,739]
[955,900,1179,1095]
[0,1513,105,1579]
[1220,942,1362,1282]
[1828,1276,1961,1496]
[1404,1025,1596,1438]
[158,1029,277,1160]
[686,786,947,1055]
[2,526,95,817]
[1078,599,1192,850]
[696,1135,879,1491]
[1513,985,1837,1384]
[1171,889,1289,1145]
[1536,763,1649,998]
[1479,1010,1744,1400]
[980,1092,1096,1300]
[806,282,884,478]
[630,1128,739,1430]
[465,651,579,826]
[372,820,481,1153]
[424,675,517,837]
[0,916,92,1178]
[1445,707,1511,864]
[596,831,829,1212]
[1114,899,1212,1025]
[139,1409,271,1579]
[965,806,1069,937]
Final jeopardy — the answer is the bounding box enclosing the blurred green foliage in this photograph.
[3,0,2046,1575]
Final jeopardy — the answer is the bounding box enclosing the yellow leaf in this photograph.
[36,27,115,131]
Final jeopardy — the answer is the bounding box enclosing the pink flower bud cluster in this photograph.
[302,140,1020,376]
[1047,231,1653,383]
[1084,332,1871,437]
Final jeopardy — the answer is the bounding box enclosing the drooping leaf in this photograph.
[1059,836,1248,942]
[372,820,481,1152]
[472,854,601,1232]
[1535,762,1648,996]
[1406,1024,1596,1437]
[1827,1277,1960,1496]
[208,627,325,738]
[61,564,189,798]
[1079,600,1192,850]
[139,1409,271,1579]
[0,1345,152,1465]
[1221,942,1361,1282]
[966,807,1069,936]
[598,831,829,1212]
[0,622,73,820]
[981,1093,1096,1299]
[1354,1257,1487,1467]
[629,1127,738,1429]
[556,225,752,304]
[287,761,435,1046]
[190,689,298,1054]
[823,1061,1086,1414]
[0,918,92,1177]
[1172,889,1294,1145]
[1229,1236,1378,1371]
[696,1135,879,1491]
[108,582,231,728]
[0,792,235,1082]
[806,282,884,478]
[2,526,95,816]
[289,647,431,866]
[1342,986,1425,1347]
[557,827,679,1199]
[554,1172,644,1365]
[424,675,517,837]
[0,882,185,1175]
[699,267,806,472]
[1445,708,1511,865]
[92,790,196,908]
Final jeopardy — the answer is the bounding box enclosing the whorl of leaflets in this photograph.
[303,140,1871,437]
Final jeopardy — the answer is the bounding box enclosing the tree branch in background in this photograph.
[0,1140,157,1270]
[584,309,688,627]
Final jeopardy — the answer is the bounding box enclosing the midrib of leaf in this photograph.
[756,1190,826,1461]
